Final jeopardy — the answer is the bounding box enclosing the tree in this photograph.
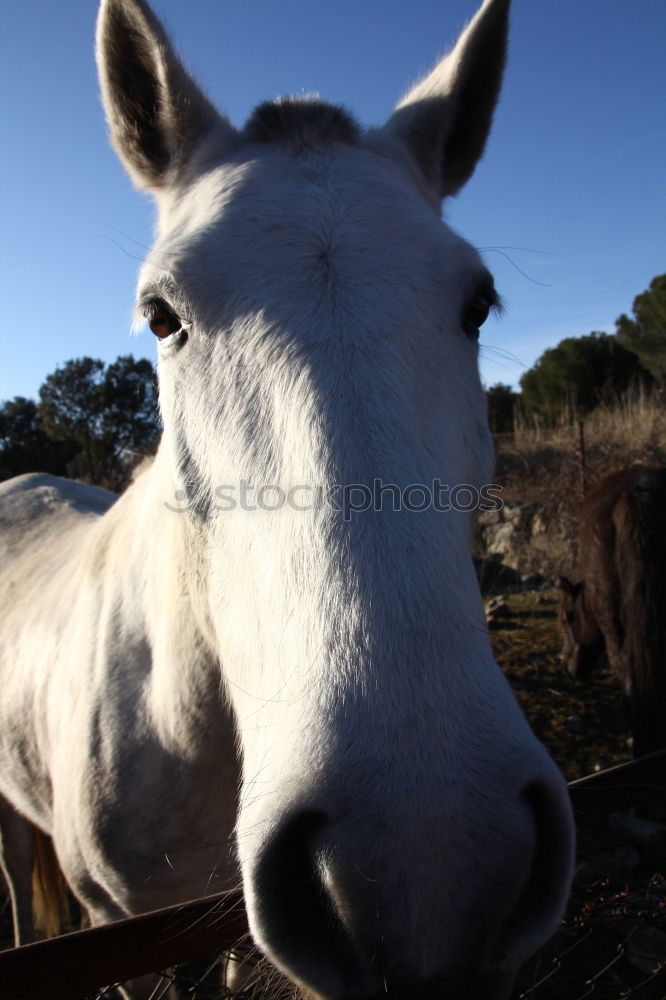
[486,383,518,434]
[519,332,651,421]
[38,355,160,488]
[38,357,107,481]
[0,396,77,480]
[100,355,161,458]
[0,355,161,488]
[615,274,666,382]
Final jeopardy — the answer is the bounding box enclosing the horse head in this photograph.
[96,1,575,996]
[557,576,605,680]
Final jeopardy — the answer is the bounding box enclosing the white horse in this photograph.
[0,0,575,996]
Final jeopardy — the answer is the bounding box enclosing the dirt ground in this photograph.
[492,589,666,1000]
[490,588,632,781]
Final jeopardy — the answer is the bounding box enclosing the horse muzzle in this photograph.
[240,758,574,1000]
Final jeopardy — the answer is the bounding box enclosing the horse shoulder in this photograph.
[0,477,116,816]
[0,473,117,559]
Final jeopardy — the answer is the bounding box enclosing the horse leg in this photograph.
[168,955,224,999]
[0,794,35,945]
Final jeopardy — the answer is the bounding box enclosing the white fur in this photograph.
[0,2,574,997]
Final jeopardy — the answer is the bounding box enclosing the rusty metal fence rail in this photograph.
[1,751,664,1000]
[0,890,248,999]
[567,751,665,820]
[519,751,666,1000]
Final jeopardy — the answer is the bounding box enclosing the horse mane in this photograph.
[611,468,666,755]
[32,827,71,938]
[242,98,360,149]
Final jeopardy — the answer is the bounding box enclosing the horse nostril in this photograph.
[249,809,366,995]
[497,776,575,968]
[254,808,327,924]
[245,769,574,999]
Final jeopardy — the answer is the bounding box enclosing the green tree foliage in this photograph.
[101,356,160,453]
[615,274,666,381]
[486,383,519,434]
[38,357,107,481]
[1,355,160,489]
[519,332,650,420]
[0,397,77,480]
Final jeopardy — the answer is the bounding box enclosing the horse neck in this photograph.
[110,446,227,753]
[576,585,603,650]
[611,490,666,752]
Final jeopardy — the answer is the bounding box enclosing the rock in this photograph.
[531,513,547,536]
[476,508,503,528]
[486,522,516,559]
[520,571,544,589]
[484,595,516,630]
[564,715,585,734]
[611,846,641,871]
[474,501,542,572]
[504,501,536,525]
[485,596,509,615]
[574,845,641,884]
[609,811,666,846]
[474,498,576,578]
[573,860,597,885]
[627,926,666,976]
[474,559,522,591]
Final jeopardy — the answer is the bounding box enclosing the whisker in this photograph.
[476,246,552,286]
[96,233,146,264]
[479,343,528,376]
[106,225,154,253]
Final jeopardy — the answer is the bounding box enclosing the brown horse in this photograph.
[559,467,666,758]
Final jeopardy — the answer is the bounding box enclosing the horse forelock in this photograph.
[242,98,360,151]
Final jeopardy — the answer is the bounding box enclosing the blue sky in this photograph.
[1,0,664,403]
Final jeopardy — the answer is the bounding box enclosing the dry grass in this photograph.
[490,388,666,577]
[512,385,666,455]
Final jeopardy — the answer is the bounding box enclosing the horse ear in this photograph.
[557,576,581,598]
[384,0,510,198]
[96,0,238,191]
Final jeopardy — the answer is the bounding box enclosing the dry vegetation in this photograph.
[491,593,666,1000]
[494,386,666,576]
[484,391,666,999]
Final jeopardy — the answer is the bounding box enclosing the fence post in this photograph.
[577,419,587,501]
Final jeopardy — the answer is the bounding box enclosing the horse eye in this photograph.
[143,299,183,340]
[463,293,493,338]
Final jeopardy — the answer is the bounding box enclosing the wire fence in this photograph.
[517,756,666,999]
[514,866,665,999]
[1,753,664,1000]
[75,950,300,1000]
[66,869,666,1000]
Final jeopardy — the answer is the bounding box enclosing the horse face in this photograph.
[142,145,496,521]
[558,577,603,679]
[98,1,575,997]
[558,577,585,676]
